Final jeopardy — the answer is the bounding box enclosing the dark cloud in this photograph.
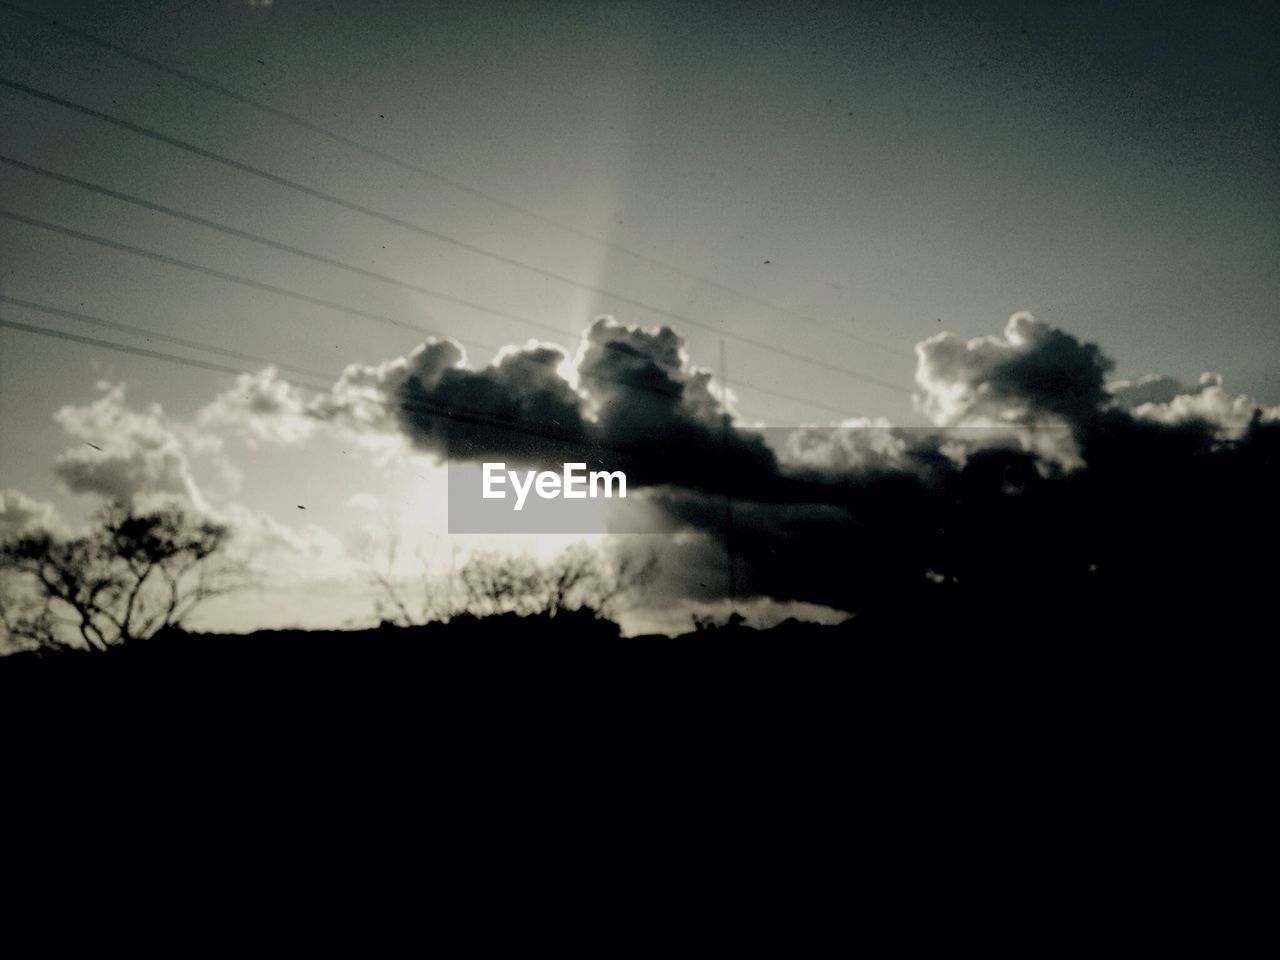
[656,414,1279,634]
[394,339,591,467]
[915,313,1113,429]
[574,319,781,495]
[203,312,1279,631]
[641,313,1279,630]
[379,318,785,498]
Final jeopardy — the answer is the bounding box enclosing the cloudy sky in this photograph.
[1,0,1276,635]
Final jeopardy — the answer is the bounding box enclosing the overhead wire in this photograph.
[0,295,343,383]
[0,75,914,393]
[0,208,496,346]
[0,0,909,358]
[0,153,578,342]
[0,312,796,464]
[0,212,892,414]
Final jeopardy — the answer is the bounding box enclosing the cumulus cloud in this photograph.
[571,318,779,495]
[389,337,590,465]
[1120,372,1280,437]
[199,366,319,446]
[51,383,210,508]
[780,418,911,475]
[912,312,1117,467]
[916,313,1113,428]
[202,317,780,497]
[0,489,66,540]
[1106,373,1187,409]
[646,312,1279,624]
[184,310,1279,631]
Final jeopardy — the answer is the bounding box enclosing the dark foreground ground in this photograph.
[0,601,1240,699]
[1,610,889,741]
[0,608,858,680]
[2,604,1262,838]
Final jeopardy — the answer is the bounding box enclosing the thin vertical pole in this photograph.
[720,339,736,608]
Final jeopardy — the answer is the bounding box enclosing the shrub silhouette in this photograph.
[0,501,240,651]
[372,543,656,626]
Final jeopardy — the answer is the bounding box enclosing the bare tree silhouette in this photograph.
[0,502,242,652]
[370,542,656,627]
[456,544,656,621]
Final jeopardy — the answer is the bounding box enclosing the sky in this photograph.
[1,0,1277,636]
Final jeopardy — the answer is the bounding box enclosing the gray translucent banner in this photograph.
[446,424,1072,534]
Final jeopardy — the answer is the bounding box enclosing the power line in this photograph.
[0,208,489,346]
[0,295,341,383]
[0,314,584,449]
[0,312,896,493]
[0,75,913,393]
[0,313,584,452]
[0,315,323,384]
[3,300,629,440]
[0,0,908,358]
[0,156,889,413]
[0,153,577,343]
[0,315,745,466]
[0,211,890,414]
[3,289,867,423]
